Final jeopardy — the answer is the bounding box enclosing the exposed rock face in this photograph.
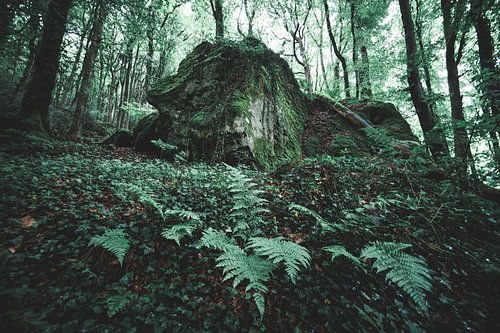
[136,38,307,169]
[102,129,134,147]
[348,101,418,142]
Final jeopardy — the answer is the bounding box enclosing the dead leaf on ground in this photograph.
[21,215,35,228]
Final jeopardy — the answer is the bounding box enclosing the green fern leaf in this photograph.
[105,289,133,317]
[90,229,130,266]
[200,228,242,253]
[161,223,198,245]
[360,241,432,314]
[289,203,338,232]
[216,249,273,317]
[323,245,363,266]
[247,237,311,283]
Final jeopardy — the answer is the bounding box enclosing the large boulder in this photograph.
[136,38,307,169]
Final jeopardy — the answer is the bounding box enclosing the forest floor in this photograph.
[0,130,499,332]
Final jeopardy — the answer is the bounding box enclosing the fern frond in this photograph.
[323,245,363,266]
[247,237,311,283]
[216,251,274,288]
[90,229,130,265]
[289,203,336,232]
[161,223,198,245]
[200,228,242,253]
[105,289,133,317]
[216,249,273,317]
[225,165,269,234]
[360,241,432,314]
[164,209,201,222]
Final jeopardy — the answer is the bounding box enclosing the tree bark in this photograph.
[0,0,21,45]
[350,0,359,98]
[398,0,449,158]
[12,10,40,101]
[470,0,500,167]
[323,0,351,99]
[20,0,73,132]
[69,1,108,140]
[359,45,373,99]
[209,0,224,40]
[441,0,469,174]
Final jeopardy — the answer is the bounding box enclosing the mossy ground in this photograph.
[0,132,498,332]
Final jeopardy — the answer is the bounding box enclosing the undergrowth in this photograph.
[0,132,498,332]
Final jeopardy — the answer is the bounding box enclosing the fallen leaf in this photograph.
[21,215,35,229]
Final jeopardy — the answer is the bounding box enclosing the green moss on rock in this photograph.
[137,37,307,169]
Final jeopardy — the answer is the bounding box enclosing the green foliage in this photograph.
[105,287,134,318]
[304,135,321,156]
[360,242,433,314]
[323,245,363,266]
[151,139,179,153]
[161,223,199,245]
[289,203,337,232]
[226,165,269,234]
[200,228,241,253]
[216,250,273,318]
[247,237,311,283]
[89,229,130,266]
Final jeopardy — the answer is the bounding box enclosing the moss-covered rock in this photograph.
[102,129,134,147]
[139,37,307,169]
[348,101,418,142]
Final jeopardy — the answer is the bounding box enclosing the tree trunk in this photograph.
[20,0,73,132]
[12,10,40,101]
[145,8,155,93]
[69,1,108,140]
[441,0,469,178]
[359,45,373,99]
[209,0,224,39]
[470,0,500,167]
[350,0,359,98]
[244,0,255,37]
[398,0,449,158]
[0,0,21,45]
[61,9,89,106]
[323,0,351,99]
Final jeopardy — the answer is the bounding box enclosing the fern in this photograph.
[289,203,339,232]
[199,228,242,253]
[323,245,363,266]
[90,229,130,266]
[226,165,269,234]
[216,249,274,318]
[247,237,311,283]
[105,288,133,317]
[360,241,432,314]
[165,209,201,222]
[161,223,198,245]
[161,210,202,245]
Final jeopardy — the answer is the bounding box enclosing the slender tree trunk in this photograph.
[0,0,21,45]
[359,45,373,99]
[20,0,73,132]
[69,1,108,140]
[12,11,40,101]
[209,0,224,40]
[145,8,155,93]
[323,0,351,98]
[244,0,255,37]
[350,0,359,98]
[334,62,340,97]
[441,0,469,179]
[398,0,449,158]
[61,17,87,106]
[470,0,500,167]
